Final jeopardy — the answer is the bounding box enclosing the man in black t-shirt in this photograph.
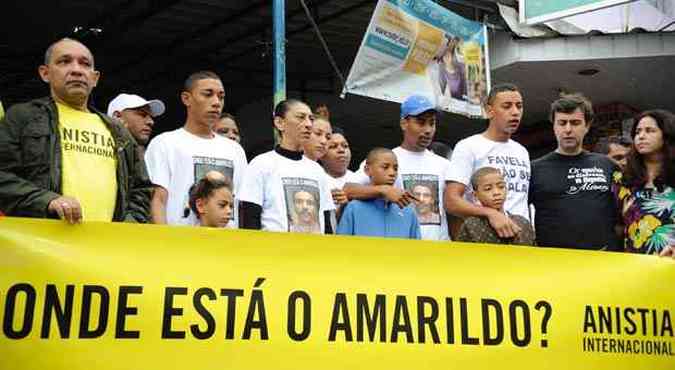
[529,94,620,251]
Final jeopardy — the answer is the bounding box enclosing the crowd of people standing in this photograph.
[0,38,673,259]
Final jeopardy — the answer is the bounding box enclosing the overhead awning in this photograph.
[499,0,675,38]
[488,30,675,127]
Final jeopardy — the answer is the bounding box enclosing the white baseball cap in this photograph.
[107,93,165,117]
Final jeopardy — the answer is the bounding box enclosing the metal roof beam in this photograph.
[111,0,338,88]
[221,0,372,62]
[106,0,273,76]
[165,0,270,52]
[443,0,496,13]
[96,0,183,44]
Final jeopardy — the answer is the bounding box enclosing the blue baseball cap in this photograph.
[400,94,437,119]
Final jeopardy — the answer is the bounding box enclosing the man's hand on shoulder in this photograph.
[377,185,419,208]
[330,189,349,206]
[485,208,521,238]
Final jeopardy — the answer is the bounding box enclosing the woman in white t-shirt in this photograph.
[238,99,335,233]
[321,127,354,207]
[303,116,332,161]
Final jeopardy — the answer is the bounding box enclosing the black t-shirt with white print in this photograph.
[529,151,620,251]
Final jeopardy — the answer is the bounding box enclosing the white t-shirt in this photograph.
[239,150,336,233]
[145,128,248,226]
[325,169,355,190]
[447,134,531,221]
[349,147,452,241]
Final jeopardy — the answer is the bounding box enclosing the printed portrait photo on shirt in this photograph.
[193,156,234,183]
[282,178,321,234]
[403,174,440,225]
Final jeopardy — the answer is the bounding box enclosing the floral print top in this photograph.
[612,171,675,254]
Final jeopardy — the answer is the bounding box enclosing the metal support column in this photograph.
[273,0,286,142]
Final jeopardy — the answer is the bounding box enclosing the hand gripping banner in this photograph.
[0,217,673,370]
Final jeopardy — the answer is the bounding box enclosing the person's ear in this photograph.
[484,102,494,120]
[273,115,285,133]
[400,117,408,133]
[364,163,372,177]
[196,198,207,216]
[91,70,101,88]
[113,111,125,126]
[180,91,191,107]
[38,65,50,83]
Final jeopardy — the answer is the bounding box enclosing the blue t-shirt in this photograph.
[337,199,421,239]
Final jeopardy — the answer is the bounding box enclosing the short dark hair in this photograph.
[593,135,632,154]
[365,147,394,165]
[331,126,346,138]
[273,99,306,118]
[220,112,236,121]
[549,93,594,125]
[624,109,675,189]
[486,83,520,105]
[184,71,221,92]
[470,167,503,189]
[44,38,93,66]
[313,116,331,126]
[184,176,233,219]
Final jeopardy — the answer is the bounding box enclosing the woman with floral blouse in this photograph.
[612,109,675,258]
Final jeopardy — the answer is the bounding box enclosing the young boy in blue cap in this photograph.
[337,147,421,239]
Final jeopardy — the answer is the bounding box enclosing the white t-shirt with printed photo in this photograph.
[144,128,248,226]
[239,150,336,233]
[447,134,531,221]
[349,147,452,241]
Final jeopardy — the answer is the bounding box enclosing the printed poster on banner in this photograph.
[343,0,490,118]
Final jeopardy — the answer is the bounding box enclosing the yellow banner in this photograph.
[0,217,673,370]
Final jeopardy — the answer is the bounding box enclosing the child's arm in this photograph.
[410,210,422,240]
[344,183,417,209]
[335,203,355,235]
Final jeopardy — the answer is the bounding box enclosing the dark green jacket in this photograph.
[0,97,151,222]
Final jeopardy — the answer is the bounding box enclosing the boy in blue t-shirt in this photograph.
[337,148,421,239]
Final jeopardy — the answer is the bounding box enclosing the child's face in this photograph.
[474,172,507,211]
[365,152,398,186]
[197,187,234,228]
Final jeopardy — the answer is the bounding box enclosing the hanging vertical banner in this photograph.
[342,0,490,118]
